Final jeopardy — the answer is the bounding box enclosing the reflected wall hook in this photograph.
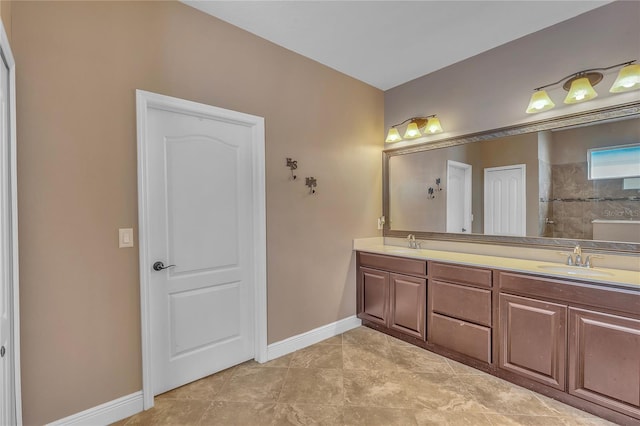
[427,178,442,200]
[286,157,298,180]
[305,177,317,194]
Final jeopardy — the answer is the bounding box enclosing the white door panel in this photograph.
[446,161,472,233]
[147,106,254,396]
[169,282,241,356]
[166,135,240,273]
[484,165,526,236]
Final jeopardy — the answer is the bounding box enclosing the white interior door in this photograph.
[0,22,18,426]
[446,160,472,233]
[484,164,526,236]
[145,101,256,396]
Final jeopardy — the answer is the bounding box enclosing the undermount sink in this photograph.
[536,265,614,277]
[384,247,416,254]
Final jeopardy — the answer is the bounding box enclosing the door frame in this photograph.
[0,21,21,426]
[446,160,472,233]
[135,90,267,409]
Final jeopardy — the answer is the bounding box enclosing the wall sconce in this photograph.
[385,115,444,143]
[526,60,640,114]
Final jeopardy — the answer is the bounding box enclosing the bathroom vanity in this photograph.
[356,246,640,425]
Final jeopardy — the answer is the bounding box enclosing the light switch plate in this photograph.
[119,228,134,248]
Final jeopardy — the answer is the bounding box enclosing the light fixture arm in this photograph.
[533,60,636,91]
[389,114,437,128]
[385,114,444,143]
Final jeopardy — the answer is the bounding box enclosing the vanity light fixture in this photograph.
[385,115,444,143]
[526,60,640,114]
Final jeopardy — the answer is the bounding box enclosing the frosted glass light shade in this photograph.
[385,128,402,143]
[403,122,421,139]
[425,116,443,134]
[526,90,555,113]
[564,77,598,104]
[610,64,640,93]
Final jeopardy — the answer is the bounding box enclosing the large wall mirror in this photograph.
[383,102,640,253]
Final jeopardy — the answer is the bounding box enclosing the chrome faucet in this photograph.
[558,244,604,268]
[406,234,422,249]
[573,244,582,267]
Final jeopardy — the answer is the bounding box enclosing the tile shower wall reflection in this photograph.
[547,162,639,239]
[538,162,553,237]
[541,118,640,241]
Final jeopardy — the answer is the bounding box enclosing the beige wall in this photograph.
[385,1,640,144]
[1,0,11,41]
[12,1,383,424]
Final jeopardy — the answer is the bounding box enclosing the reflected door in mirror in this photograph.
[484,165,526,236]
[446,160,472,233]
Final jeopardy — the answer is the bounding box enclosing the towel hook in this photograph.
[305,177,317,194]
[286,158,298,180]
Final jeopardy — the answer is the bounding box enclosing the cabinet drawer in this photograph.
[358,252,426,277]
[498,271,640,316]
[430,262,492,288]
[430,280,492,326]
[429,312,491,363]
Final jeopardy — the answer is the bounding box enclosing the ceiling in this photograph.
[183,1,610,91]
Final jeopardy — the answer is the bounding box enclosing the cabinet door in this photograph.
[357,267,389,326]
[389,273,426,340]
[569,308,640,419]
[499,294,567,390]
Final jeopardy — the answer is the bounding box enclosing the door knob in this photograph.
[153,261,176,271]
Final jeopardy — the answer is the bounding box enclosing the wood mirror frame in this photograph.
[382,101,640,254]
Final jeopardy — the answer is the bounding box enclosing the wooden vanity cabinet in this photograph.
[357,252,426,340]
[356,253,640,424]
[498,271,640,422]
[427,262,493,363]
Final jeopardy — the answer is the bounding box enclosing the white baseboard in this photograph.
[266,315,361,361]
[46,391,143,426]
[46,317,361,424]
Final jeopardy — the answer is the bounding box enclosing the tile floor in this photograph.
[115,326,616,425]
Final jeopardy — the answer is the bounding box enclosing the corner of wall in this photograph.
[1,1,12,42]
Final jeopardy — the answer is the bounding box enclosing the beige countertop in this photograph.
[355,244,640,290]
